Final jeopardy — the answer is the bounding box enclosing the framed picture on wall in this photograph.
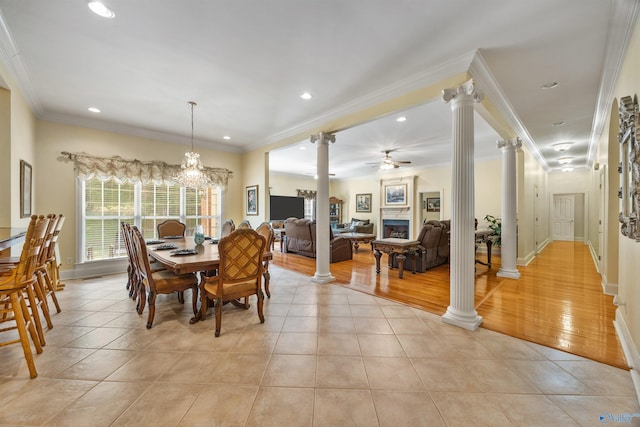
[246,185,258,215]
[355,193,371,212]
[20,160,32,218]
[426,197,440,212]
[384,184,407,206]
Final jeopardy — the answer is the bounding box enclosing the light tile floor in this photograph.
[1,266,639,426]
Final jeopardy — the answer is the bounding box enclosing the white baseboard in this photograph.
[613,309,640,406]
[588,241,601,274]
[60,258,128,281]
[517,249,536,266]
[537,238,550,253]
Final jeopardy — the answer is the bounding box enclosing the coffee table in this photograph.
[371,238,421,279]
[337,232,376,252]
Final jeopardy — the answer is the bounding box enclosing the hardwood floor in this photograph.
[271,241,628,369]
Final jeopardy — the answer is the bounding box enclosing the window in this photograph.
[304,198,315,221]
[80,178,221,262]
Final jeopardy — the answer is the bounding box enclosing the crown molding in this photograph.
[264,51,477,145]
[0,9,42,114]
[40,111,244,154]
[469,50,550,172]
[587,0,640,166]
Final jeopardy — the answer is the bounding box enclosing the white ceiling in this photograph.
[0,1,635,180]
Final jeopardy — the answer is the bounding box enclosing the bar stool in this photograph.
[0,215,49,378]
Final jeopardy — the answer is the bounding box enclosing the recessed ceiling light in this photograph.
[553,142,572,152]
[396,116,407,122]
[88,107,100,113]
[300,92,312,100]
[541,82,558,90]
[553,121,565,126]
[562,167,574,173]
[87,1,115,18]
[299,146,306,150]
[223,136,231,140]
[558,157,574,165]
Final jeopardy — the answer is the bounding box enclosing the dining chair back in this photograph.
[255,222,274,298]
[221,219,235,237]
[237,220,252,229]
[199,228,266,336]
[33,214,60,334]
[0,215,49,378]
[131,226,198,328]
[157,219,186,238]
[46,214,66,291]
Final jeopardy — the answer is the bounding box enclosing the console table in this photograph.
[372,238,420,279]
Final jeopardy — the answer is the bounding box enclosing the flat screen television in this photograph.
[269,195,304,221]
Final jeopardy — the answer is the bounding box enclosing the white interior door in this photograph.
[552,194,575,241]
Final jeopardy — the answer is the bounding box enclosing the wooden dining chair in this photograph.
[131,226,198,328]
[220,219,235,237]
[237,220,252,229]
[255,222,274,298]
[0,215,48,378]
[45,214,66,291]
[157,219,186,238]
[198,228,266,337]
[32,214,61,334]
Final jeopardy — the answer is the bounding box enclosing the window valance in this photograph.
[60,151,233,188]
[297,189,317,200]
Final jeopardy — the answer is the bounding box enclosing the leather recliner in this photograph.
[390,220,450,272]
[283,218,353,263]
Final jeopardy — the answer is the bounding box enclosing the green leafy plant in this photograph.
[483,214,502,247]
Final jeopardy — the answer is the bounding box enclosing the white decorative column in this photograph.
[441,80,483,331]
[497,138,521,279]
[310,132,335,283]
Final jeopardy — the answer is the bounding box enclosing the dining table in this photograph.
[147,237,272,322]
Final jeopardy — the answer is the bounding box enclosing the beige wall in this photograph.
[603,13,640,364]
[35,120,243,269]
[0,64,37,230]
[329,158,502,239]
[517,145,549,264]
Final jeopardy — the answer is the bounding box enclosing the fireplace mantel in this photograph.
[379,176,416,238]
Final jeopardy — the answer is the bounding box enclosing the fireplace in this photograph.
[382,219,410,239]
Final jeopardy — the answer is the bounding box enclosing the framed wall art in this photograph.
[426,197,440,212]
[20,160,32,218]
[384,184,407,206]
[246,185,258,215]
[355,193,372,212]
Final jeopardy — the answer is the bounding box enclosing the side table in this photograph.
[371,238,421,279]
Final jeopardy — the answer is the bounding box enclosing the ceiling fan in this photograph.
[366,149,412,170]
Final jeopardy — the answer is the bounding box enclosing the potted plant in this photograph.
[483,214,502,247]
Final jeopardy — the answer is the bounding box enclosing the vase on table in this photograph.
[194,225,205,246]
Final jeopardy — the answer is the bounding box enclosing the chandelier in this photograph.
[174,101,211,188]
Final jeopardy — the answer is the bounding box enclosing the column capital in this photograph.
[497,138,522,150]
[310,132,336,145]
[442,79,483,104]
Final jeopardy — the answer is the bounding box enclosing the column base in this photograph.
[442,307,483,331]
[311,273,335,284]
[497,268,521,279]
